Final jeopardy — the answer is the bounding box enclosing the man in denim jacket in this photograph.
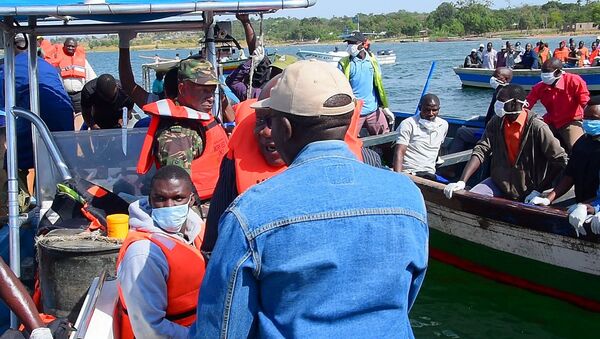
[189,60,429,338]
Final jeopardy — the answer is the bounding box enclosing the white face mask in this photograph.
[151,197,191,233]
[346,44,361,57]
[541,71,562,85]
[418,117,438,130]
[495,98,526,117]
[489,76,507,90]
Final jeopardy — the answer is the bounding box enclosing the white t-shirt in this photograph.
[482,49,497,69]
[396,115,448,174]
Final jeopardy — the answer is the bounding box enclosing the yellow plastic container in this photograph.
[106,214,129,240]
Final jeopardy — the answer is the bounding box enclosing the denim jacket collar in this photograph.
[289,140,357,168]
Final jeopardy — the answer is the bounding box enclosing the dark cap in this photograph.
[343,31,366,44]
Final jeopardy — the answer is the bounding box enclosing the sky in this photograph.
[273,0,578,18]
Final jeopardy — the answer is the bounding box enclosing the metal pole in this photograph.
[28,16,41,223]
[13,108,72,182]
[3,16,21,329]
[204,11,220,120]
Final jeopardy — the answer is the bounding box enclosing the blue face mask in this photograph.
[583,119,600,136]
[151,198,191,233]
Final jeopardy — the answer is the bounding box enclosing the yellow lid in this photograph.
[107,214,129,224]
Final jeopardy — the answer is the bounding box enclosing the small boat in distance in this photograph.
[454,66,600,91]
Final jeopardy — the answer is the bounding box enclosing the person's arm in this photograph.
[537,123,568,190]
[459,124,493,183]
[575,76,591,107]
[84,60,96,83]
[545,175,574,203]
[236,14,256,56]
[393,120,412,172]
[0,258,45,333]
[393,144,408,172]
[118,241,190,338]
[202,157,238,257]
[525,85,540,111]
[80,89,96,129]
[190,211,259,338]
[118,43,150,108]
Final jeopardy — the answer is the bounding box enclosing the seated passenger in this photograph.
[393,94,448,181]
[117,165,205,339]
[80,74,134,129]
[136,59,229,200]
[463,49,481,68]
[530,97,600,206]
[202,76,381,256]
[447,67,513,155]
[444,84,567,201]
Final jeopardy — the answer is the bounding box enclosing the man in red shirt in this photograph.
[526,58,590,153]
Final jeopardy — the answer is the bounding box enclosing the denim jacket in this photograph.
[189,140,429,338]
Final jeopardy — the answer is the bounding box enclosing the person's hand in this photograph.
[568,203,589,237]
[591,212,600,235]
[47,318,73,339]
[118,31,137,49]
[529,196,551,206]
[444,181,465,199]
[236,13,250,23]
[382,107,395,128]
[524,190,541,204]
[30,327,52,339]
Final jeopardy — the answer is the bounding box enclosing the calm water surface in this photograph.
[86,36,600,338]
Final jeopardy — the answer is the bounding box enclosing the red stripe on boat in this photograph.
[430,248,600,312]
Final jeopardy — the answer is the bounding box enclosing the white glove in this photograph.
[382,107,395,126]
[591,212,600,235]
[529,196,551,206]
[524,190,541,204]
[444,181,465,199]
[118,30,138,49]
[568,203,589,237]
[30,327,53,339]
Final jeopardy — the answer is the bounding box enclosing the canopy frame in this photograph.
[2,0,316,329]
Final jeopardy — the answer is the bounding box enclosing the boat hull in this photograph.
[297,50,396,66]
[411,175,600,311]
[453,67,600,91]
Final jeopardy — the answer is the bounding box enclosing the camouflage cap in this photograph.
[178,59,219,85]
[270,54,298,71]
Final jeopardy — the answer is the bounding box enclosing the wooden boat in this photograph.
[378,112,600,311]
[453,66,600,91]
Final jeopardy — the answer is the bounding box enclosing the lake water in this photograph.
[85,36,600,338]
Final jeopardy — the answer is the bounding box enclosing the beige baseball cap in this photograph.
[251,59,355,116]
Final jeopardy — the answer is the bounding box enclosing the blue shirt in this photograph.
[190,140,429,338]
[152,78,164,95]
[339,56,379,116]
[0,52,74,169]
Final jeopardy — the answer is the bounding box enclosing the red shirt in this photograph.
[526,72,590,129]
[503,110,527,166]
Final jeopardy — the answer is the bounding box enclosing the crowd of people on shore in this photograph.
[3,14,600,338]
[464,36,600,69]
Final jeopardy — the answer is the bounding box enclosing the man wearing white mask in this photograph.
[526,58,590,153]
[116,165,205,339]
[338,32,393,135]
[394,94,448,181]
[444,84,567,201]
[446,67,512,155]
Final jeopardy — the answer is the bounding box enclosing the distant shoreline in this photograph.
[83,29,600,53]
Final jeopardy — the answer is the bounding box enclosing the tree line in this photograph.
[229,0,600,41]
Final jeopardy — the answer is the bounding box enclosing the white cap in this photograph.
[251,59,355,116]
[471,49,477,53]
[479,43,484,48]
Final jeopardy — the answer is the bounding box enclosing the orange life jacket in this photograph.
[228,100,365,193]
[137,99,229,200]
[116,230,205,339]
[56,45,87,79]
[232,98,258,125]
[538,48,550,64]
[39,39,57,62]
